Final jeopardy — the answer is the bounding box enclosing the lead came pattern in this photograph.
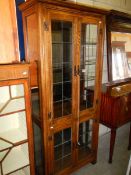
[52,20,72,119]
[78,120,93,160]
[80,24,98,110]
[54,128,72,173]
[0,84,30,175]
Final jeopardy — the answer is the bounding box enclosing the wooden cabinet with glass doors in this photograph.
[0,64,35,175]
[19,1,105,174]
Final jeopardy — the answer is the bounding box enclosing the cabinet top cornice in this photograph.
[19,0,108,15]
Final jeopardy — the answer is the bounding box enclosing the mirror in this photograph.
[111,32,131,81]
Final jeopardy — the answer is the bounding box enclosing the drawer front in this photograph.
[111,83,131,97]
[0,64,29,81]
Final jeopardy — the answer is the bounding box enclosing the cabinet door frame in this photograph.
[0,79,35,175]
[74,16,104,164]
[46,11,78,175]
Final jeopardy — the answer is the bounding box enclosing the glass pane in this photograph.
[80,24,98,111]
[2,143,29,175]
[11,84,24,98]
[0,86,10,110]
[52,20,72,119]
[0,112,27,144]
[54,128,72,174]
[0,85,25,116]
[10,166,30,175]
[111,32,131,81]
[78,120,93,161]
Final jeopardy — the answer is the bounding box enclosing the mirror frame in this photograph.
[106,10,131,83]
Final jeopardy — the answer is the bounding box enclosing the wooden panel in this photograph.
[0,64,29,81]
[0,0,19,63]
[100,88,131,128]
[23,10,38,87]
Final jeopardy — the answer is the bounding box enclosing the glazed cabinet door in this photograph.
[48,13,77,175]
[76,18,103,163]
[0,79,34,175]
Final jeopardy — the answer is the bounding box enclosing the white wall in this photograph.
[72,0,131,14]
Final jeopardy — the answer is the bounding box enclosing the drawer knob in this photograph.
[22,71,28,75]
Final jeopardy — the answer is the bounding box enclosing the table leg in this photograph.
[109,129,116,163]
[128,122,131,150]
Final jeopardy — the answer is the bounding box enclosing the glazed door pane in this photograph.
[78,119,93,161]
[52,20,72,119]
[80,24,98,111]
[54,127,72,174]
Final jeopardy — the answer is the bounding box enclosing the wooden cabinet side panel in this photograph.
[0,0,19,63]
[100,94,117,128]
[22,8,39,87]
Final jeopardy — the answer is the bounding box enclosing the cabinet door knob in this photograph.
[50,126,54,129]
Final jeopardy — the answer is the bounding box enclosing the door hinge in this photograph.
[43,21,49,31]
[96,99,99,105]
[74,65,77,76]
[48,112,52,119]
[99,28,103,35]
[48,135,53,141]
[77,65,80,76]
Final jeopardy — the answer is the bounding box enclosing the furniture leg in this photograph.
[109,129,116,163]
[126,154,131,175]
[128,122,131,150]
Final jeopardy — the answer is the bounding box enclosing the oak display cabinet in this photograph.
[100,10,131,163]
[19,1,106,174]
[0,64,35,175]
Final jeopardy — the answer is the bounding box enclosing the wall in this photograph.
[74,0,131,14]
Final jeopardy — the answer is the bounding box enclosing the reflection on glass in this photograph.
[54,128,72,173]
[111,32,131,81]
[52,20,72,118]
[78,120,93,161]
[80,24,98,111]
